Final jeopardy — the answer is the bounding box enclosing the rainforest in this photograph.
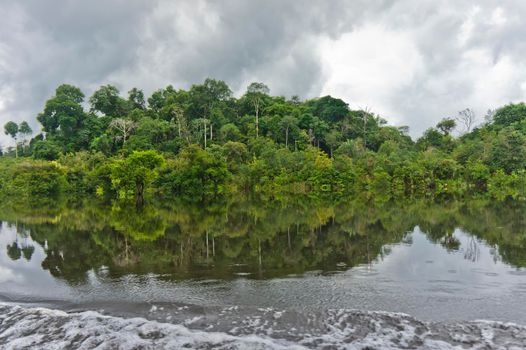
[2,80,526,204]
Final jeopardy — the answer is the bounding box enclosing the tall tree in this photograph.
[324,129,342,157]
[188,79,232,140]
[169,104,190,144]
[4,121,19,158]
[89,85,127,117]
[246,82,269,138]
[37,84,86,151]
[456,108,476,134]
[18,121,32,155]
[110,118,136,145]
[19,121,32,137]
[280,115,299,148]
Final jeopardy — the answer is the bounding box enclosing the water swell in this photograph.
[0,303,525,349]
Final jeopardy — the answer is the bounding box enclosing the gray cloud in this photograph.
[1,0,526,146]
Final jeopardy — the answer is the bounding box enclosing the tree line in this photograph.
[2,79,526,202]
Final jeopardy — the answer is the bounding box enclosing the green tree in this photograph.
[37,84,87,151]
[128,87,146,110]
[489,128,526,173]
[4,121,19,158]
[310,96,349,123]
[436,118,456,136]
[245,82,270,138]
[280,115,299,148]
[324,129,342,157]
[89,85,127,118]
[188,79,232,141]
[18,121,32,155]
[111,150,165,204]
[156,145,229,197]
[32,140,62,160]
[493,103,526,127]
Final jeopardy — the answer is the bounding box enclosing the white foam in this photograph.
[0,304,302,349]
[1,303,525,349]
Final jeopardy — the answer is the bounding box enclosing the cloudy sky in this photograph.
[1,0,526,146]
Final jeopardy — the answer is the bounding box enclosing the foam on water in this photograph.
[1,303,525,349]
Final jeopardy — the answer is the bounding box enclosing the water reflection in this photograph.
[0,197,525,284]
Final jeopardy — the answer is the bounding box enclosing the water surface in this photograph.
[1,198,525,348]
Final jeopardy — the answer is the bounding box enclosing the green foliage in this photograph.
[436,118,456,135]
[3,79,526,201]
[32,140,62,160]
[493,103,526,127]
[309,95,349,123]
[110,150,165,200]
[1,160,68,197]
[4,121,19,139]
[89,85,128,117]
[156,145,229,197]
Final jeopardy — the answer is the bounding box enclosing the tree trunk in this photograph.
[136,181,144,207]
[285,127,289,148]
[255,103,259,138]
[204,121,207,149]
[206,230,209,260]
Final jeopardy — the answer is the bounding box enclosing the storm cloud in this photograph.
[1,0,526,146]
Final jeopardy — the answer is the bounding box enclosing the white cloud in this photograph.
[320,25,424,126]
[1,0,526,144]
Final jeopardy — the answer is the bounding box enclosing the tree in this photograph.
[32,140,62,160]
[19,121,32,138]
[188,79,232,141]
[489,128,526,173]
[4,121,19,158]
[310,96,349,123]
[436,118,456,136]
[18,121,32,154]
[280,115,299,148]
[493,103,526,127]
[37,84,86,151]
[2,120,32,157]
[168,104,190,143]
[89,85,127,117]
[456,108,476,134]
[109,118,136,145]
[156,145,230,196]
[246,82,270,138]
[111,150,165,205]
[324,129,342,157]
[219,123,242,142]
[128,88,146,110]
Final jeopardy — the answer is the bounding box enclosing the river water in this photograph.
[0,198,525,349]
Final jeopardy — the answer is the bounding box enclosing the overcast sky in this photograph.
[1,0,526,146]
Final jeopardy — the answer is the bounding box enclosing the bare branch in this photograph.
[456,108,476,134]
[109,118,136,143]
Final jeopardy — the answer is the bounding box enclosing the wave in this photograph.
[1,303,525,349]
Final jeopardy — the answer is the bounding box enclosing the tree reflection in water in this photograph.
[1,197,526,283]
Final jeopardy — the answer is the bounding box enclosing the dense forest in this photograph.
[2,79,526,202]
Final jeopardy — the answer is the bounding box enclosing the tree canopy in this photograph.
[2,79,526,202]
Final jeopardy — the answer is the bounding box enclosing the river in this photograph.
[0,197,525,349]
